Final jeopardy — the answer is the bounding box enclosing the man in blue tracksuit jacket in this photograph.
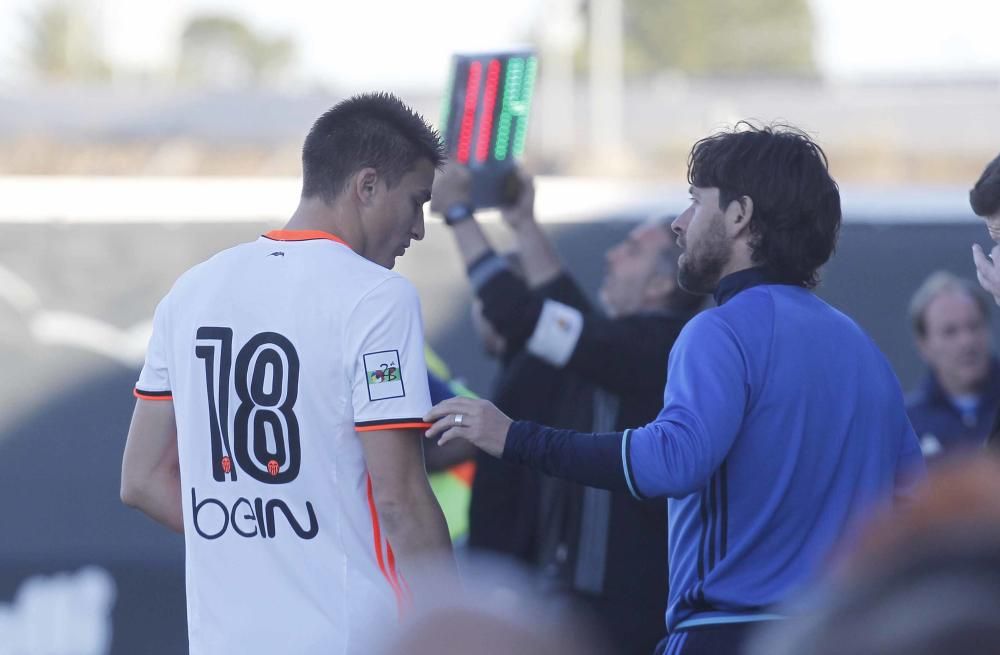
[425,123,926,655]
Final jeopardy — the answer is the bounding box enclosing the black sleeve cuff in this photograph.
[467,251,507,291]
[502,420,631,494]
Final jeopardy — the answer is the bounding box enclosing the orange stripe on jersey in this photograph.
[263,229,349,247]
[385,542,409,612]
[366,475,410,615]
[355,421,432,433]
[134,388,173,401]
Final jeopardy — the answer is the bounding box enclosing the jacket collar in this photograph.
[713,266,788,306]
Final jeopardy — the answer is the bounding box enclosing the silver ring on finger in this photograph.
[454,413,464,426]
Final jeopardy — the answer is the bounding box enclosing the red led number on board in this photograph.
[456,61,482,164]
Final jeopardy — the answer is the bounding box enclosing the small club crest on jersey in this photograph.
[363,350,406,401]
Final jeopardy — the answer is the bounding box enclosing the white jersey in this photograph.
[135,230,432,654]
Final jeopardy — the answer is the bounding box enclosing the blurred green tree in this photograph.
[24,2,109,81]
[178,15,295,87]
[616,0,816,75]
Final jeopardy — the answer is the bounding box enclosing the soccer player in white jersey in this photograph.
[120,93,454,654]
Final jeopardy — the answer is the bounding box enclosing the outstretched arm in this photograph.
[424,313,747,501]
[499,170,563,287]
[423,397,633,494]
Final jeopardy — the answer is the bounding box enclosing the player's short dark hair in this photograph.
[301,92,445,203]
[687,122,842,289]
[970,153,1000,217]
[909,271,990,338]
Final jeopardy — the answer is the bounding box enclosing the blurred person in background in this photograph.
[426,124,925,655]
[906,271,999,459]
[430,165,703,655]
[120,93,453,655]
[746,454,1000,655]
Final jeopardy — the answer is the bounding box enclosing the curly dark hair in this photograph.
[687,122,842,288]
[970,153,1000,218]
[301,92,445,203]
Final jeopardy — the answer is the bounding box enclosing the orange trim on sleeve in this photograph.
[263,229,349,247]
[355,421,432,433]
[133,389,173,401]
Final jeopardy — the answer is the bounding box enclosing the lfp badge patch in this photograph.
[363,350,405,401]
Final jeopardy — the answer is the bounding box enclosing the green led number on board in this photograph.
[440,64,455,143]
[512,57,537,159]
[493,57,535,161]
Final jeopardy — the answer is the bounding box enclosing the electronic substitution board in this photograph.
[440,50,538,209]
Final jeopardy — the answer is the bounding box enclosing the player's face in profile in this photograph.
[672,186,731,294]
[367,158,435,269]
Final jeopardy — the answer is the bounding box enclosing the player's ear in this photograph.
[726,195,754,239]
[353,168,379,206]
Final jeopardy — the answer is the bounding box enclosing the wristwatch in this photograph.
[444,203,475,226]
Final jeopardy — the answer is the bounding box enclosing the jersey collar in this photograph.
[713,266,788,305]
[263,229,349,247]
